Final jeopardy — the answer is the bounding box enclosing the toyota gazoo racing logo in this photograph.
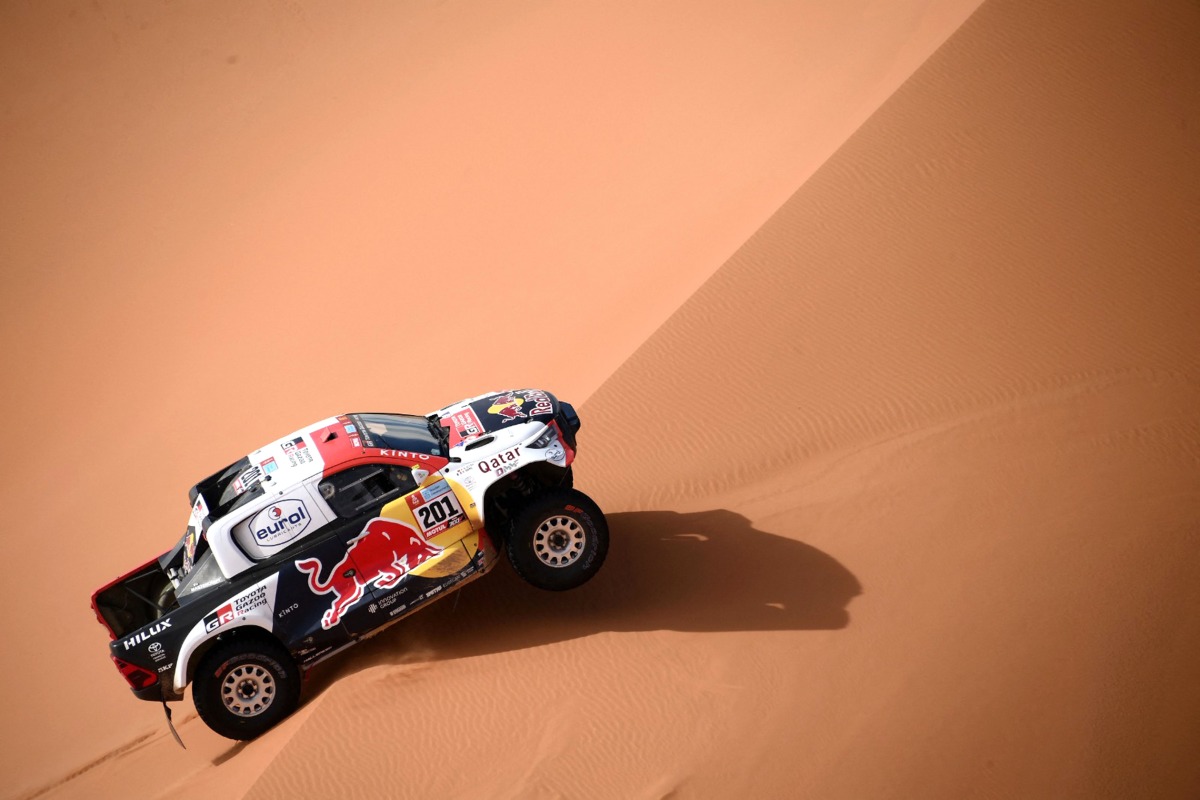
[250,499,311,548]
[203,583,270,633]
[487,393,526,422]
[294,518,442,630]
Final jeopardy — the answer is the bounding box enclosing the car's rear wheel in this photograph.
[506,489,608,591]
[193,635,300,740]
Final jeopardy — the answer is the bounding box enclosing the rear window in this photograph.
[192,458,265,521]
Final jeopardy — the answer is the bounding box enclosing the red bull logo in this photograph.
[294,518,442,630]
[487,393,526,422]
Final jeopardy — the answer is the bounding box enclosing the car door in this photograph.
[349,474,482,627]
[312,464,479,635]
[296,463,431,637]
[266,519,373,659]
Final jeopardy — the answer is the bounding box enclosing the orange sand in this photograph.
[3,0,1198,797]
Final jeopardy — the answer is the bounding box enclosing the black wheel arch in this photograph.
[186,624,292,688]
[481,463,573,545]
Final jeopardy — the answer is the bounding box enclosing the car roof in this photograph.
[244,414,449,495]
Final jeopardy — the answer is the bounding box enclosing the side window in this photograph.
[319,464,417,520]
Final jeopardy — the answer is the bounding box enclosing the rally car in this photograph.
[91,389,607,740]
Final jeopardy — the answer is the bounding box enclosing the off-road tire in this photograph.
[193,636,301,740]
[506,489,608,591]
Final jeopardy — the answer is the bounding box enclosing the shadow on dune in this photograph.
[302,508,861,695]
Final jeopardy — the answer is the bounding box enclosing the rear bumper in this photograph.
[133,682,165,702]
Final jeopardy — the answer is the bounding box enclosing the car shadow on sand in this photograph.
[303,508,861,693]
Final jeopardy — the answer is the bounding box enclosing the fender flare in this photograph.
[172,574,280,692]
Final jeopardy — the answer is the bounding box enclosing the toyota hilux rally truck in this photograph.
[91,389,607,740]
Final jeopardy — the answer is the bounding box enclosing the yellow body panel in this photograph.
[376,478,481,578]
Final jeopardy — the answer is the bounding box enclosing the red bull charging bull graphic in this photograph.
[294,518,443,630]
[487,392,526,422]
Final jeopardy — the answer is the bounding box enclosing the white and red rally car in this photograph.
[92,389,607,740]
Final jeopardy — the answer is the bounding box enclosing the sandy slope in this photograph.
[6,0,1198,796]
[230,0,1200,797]
[0,1,985,797]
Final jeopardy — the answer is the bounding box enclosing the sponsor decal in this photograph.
[408,482,466,537]
[303,645,334,664]
[156,662,175,673]
[277,602,299,618]
[232,467,262,496]
[183,527,199,573]
[343,423,357,435]
[388,604,409,618]
[378,449,433,461]
[520,389,554,417]
[351,437,361,448]
[203,584,269,633]
[282,436,314,468]
[445,408,484,446]
[250,499,311,548]
[478,446,522,476]
[375,592,404,610]
[294,518,442,630]
[147,642,167,663]
[420,481,452,502]
[546,446,566,464]
[183,495,208,573]
[347,415,377,447]
[260,457,278,474]
[487,393,526,422]
[368,603,378,614]
[123,620,171,650]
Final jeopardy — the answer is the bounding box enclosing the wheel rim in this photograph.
[532,514,587,568]
[221,663,276,717]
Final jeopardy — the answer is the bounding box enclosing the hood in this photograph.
[438,389,559,447]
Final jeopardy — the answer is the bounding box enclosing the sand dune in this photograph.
[2,0,980,795]
[6,0,1200,797]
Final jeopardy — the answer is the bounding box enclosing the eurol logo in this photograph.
[251,499,310,548]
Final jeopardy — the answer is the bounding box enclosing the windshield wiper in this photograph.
[426,414,450,455]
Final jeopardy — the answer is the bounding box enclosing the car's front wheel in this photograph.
[506,489,608,591]
[193,635,301,740]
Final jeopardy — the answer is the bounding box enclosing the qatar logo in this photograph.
[251,499,311,548]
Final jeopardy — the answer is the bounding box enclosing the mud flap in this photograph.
[161,694,185,750]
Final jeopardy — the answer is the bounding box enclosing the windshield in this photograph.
[348,413,444,455]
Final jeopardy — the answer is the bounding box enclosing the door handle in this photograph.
[342,568,356,578]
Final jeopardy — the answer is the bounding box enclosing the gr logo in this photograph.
[203,603,235,633]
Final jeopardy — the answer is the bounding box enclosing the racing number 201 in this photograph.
[417,496,456,529]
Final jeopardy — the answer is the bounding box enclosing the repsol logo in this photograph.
[250,499,311,548]
[123,619,171,650]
